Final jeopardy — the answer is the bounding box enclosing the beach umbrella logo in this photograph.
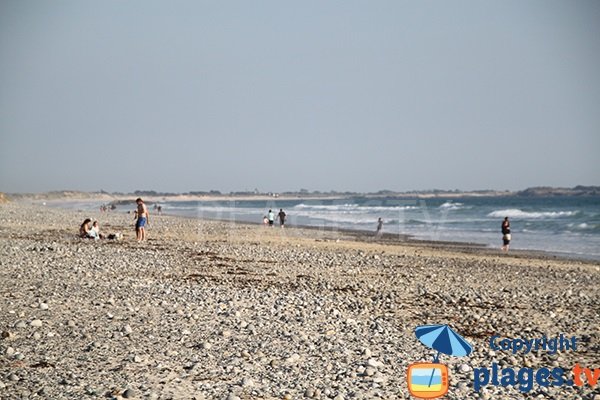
[407,324,473,399]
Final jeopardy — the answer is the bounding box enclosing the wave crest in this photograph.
[487,209,578,219]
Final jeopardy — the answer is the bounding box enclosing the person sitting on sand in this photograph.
[79,218,94,239]
[91,221,105,239]
[135,198,149,242]
[263,215,269,226]
[79,218,92,238]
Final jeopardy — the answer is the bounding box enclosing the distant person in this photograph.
[262,215,269,226]
[157,205,162,215]
[267,209,275,227]
[376,217,383,236]
[135,198,150,242]
[79,218,93,238]
[501,217,511,251]
[278,209,286,228]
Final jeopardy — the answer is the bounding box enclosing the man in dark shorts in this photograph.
[501,217,510,251]
[267,209,275,227]
[278,209,286,228]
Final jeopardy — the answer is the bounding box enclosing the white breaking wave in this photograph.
[487,209,578,219]
[293,203,419,212]
[439,201,465,211]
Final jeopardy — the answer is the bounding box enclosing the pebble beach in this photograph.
[0,202,598,399]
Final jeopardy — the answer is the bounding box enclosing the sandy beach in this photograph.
[0,202,598,399]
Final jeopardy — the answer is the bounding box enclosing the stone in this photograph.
[366,358,383,368]
[459,363,472,373]
[286,353,300,363]
[30,319,43,327]
[123,388,136,398]
[1,330,15,339]
[241,377,253,387]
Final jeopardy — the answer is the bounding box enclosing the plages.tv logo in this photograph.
[407,324,473,399]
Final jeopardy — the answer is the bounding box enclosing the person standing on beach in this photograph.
[135,198,149,241]
[501,217,511,251]
[267,209,275,227]
[278,208,286,228]
[376,217,383,237]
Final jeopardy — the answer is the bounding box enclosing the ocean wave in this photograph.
[487,209,578,219]
[439,201,465,211]
[567,222,600,232]
[292,203,419,212]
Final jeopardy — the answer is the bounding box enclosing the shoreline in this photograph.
[39,198,600,264]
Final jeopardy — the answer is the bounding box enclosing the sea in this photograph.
[55,195,600,261]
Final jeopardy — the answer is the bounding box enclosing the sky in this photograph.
[1,1,599,194]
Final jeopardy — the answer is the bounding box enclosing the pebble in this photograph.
[286,353,301,363]
[366,358,383,368]
[123,388,136,398]
[1,330,15,339]
[241,377,253,387]
[30,319,43,327]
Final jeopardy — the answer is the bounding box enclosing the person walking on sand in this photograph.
[501,217,511,251]
[376,217,383,237]
[135,198,149,242]
[278,208,286,228]
[267,209,275,227]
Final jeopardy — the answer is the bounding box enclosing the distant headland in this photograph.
[2,186,599,203]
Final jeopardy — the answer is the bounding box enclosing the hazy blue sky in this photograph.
[1,1,598,193]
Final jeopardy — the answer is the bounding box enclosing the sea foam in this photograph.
[487,209,578,219]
